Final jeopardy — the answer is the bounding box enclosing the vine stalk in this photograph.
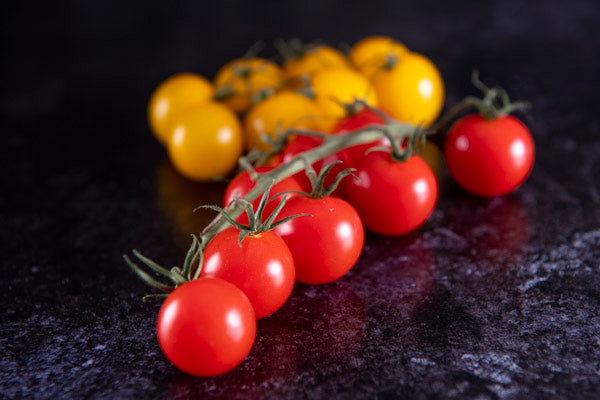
[198,119,420,248]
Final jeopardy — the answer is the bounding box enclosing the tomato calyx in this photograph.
[381,52,403,70]
[246,127,330,168]
[297,159,356,199]
[213,84,236,101]
[375,123,427,162]
[294,75,316,100]
[356,102,427,162]
[431,70,530,133]
[213,42,277,104]
[242,40,266,60]
[123,234,204,301]
[334,98,370,118]
[201,181,310,245]
[469,70,530,120]
[274,38,319,62]
[250,87,277,106]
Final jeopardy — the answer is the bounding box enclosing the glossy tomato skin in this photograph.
[201,228,295,318]
[157,278,256,377]
[332,108,390,168]
[346,152,438,236]
[349,36,409,79]
[148,73,214,145]
[274,196,364,284]
[283,45,349,81]
[371,52,444,127]
[244,91,321,152]
[214,58,284,114]
[167,102,243,181]
[311,68,379,132]
[279,135,348,197]
[445,114,535,197]
[223,166,304,224]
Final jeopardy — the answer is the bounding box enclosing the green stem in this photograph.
[198,121,417,247]
[429,70,530,134]
[428,96,482,134]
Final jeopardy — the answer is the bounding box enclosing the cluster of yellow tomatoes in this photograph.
[147,36,445,181]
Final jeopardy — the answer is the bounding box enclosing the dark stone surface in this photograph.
[1,0,600,399]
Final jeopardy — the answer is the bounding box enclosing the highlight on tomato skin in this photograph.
[147,73,214,145]
[156,278,256,377]
[200,228,296,319]
[371,52,445,127]
[274,195,365,284]
[346,152,438,236]
[166,102,243,182]
[444,114,535,197]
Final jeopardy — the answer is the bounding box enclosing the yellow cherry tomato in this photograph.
[214,58,284,114]
[371,52,445,127]
[349,36,409,79]
[244,91,321,152]
[147,73,214,145]
[167,102,243,181]
[311,68,378,132]
[283,45,349,80]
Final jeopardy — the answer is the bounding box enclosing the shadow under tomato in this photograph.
[154,160,228,237]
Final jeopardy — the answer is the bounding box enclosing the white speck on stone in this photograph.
[458,353,522,384]
[82,358,94,367]
[572,229,600,248]
[410,357,437,366]
[518,275,549,292]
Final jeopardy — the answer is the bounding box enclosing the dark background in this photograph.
[2,1,600,399]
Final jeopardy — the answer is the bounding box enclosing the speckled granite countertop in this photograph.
[1,1,599,399]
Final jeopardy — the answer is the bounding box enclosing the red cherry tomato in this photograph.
[224,166,303,224]
[346,152,438,235]
[279,135,348,197]
[157,278,256,377]
[445,114,535,197]
[201,228,295,318]
[274,195,364,284]
[332,108,391,168]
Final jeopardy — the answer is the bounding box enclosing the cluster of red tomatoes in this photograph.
[139,37,535,377]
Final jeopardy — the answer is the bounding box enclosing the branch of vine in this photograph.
[197,112,424,250]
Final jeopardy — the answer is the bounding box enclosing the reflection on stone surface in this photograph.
[446,195,530,264]
[419,140,446,183]
[154,161,227,236]
[166,282,366,399]
[355,234,436,321]
[164,236,440,399]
